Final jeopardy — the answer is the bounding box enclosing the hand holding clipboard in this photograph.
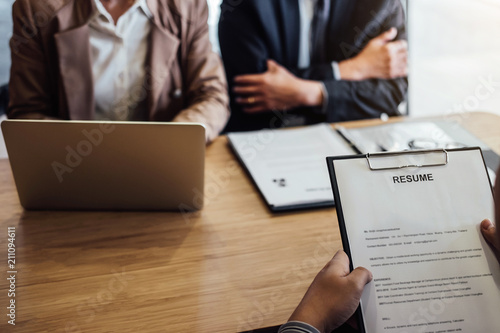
[326,148,500,333]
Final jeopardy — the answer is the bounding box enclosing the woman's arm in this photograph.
[8,0,59,120]
[172,0,230,143]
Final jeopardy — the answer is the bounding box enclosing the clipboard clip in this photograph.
[366,149,449,171]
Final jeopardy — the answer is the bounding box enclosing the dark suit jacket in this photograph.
[8,0,229,142]
[219,0,408,132]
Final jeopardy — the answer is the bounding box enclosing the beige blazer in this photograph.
[8,0,230,142]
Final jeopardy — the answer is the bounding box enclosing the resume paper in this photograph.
[228,124,354,209]
[331,149,500,333]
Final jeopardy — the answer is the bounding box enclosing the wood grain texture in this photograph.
[1,112,499,333]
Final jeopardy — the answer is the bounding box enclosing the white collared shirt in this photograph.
[298,0,315,69]
[89,0,152,121]
[297,0,341,80]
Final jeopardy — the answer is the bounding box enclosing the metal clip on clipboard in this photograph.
[366,149,449,171]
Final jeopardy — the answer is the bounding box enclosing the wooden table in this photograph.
[1,112,499,333]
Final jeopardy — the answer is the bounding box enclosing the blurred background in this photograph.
[0,0,499,117]
[408,0,500,117]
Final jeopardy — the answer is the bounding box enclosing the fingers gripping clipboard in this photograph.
[326,148,500,333]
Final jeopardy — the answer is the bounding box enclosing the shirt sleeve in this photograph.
[331,61,342,81]
[278,321,321,333]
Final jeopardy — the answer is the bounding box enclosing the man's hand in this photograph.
[233,60,324,113]
[481,219,500,261]
[339,27,408,81]
[288,250,373,333]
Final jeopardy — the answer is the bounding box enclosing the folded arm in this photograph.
[223,0,408,122]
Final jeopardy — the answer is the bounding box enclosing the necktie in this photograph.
[310,0,330,64]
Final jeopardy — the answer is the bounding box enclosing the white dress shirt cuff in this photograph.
[331,61,342,81]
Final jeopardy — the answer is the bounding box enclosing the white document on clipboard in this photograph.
[328,148,500,333]
[227,124,354,211]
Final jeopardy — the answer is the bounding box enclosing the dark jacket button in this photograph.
[172,89,182,99]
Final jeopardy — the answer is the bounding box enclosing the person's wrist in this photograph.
[297,80,324,107]
[289,307,326,333]
[338,58,365,81]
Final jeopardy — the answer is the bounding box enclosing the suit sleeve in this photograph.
[172,0,230,143]
[218,0,273,130]
[219,0,407,126]
[295,1,408,122]
[218,1,269,76]
[8,0,58,120]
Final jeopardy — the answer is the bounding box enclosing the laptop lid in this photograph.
[1,120,205,211]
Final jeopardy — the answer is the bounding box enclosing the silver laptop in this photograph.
[1,120,205,211]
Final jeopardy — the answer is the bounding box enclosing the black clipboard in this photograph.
[326,147,494,333]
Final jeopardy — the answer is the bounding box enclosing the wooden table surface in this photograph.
[1,112,499,333]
